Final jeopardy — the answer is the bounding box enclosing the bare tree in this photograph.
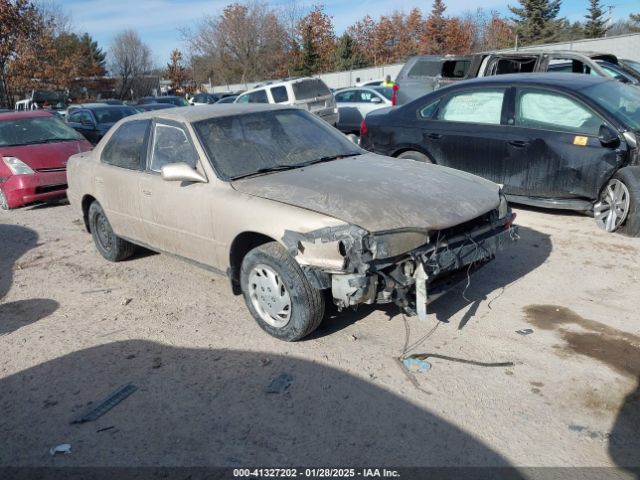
[183,1,287,85]
[109,29,152,100]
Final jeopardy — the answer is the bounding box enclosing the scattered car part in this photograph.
[71,384,137,424]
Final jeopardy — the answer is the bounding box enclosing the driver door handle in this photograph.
[141,189,152,196]
[508,140,529,148]
[427,133,442,140]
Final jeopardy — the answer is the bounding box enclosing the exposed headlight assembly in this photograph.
[368,230,429,260]
[2,156,34,175]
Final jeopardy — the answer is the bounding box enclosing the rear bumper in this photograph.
[0,171,67,209]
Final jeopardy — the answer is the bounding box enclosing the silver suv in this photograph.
[235,78,339,126]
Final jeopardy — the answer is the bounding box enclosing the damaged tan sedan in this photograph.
[67,105,518,341]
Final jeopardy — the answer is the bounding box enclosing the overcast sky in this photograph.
[59,0,639,66]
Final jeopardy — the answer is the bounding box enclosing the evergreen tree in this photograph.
[509,0,563,44]
[298,24,319,76]
[425,0,447,54]
[331,33,368,71]
[584,0,608,38]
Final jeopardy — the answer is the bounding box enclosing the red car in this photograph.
[0,111,92,209]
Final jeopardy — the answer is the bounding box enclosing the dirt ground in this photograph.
[0,200,639,471]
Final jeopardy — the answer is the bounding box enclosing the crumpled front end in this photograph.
[282,199,518,319]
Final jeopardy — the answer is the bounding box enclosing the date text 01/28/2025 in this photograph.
[233,468,401,478]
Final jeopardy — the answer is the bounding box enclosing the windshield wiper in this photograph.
[232,152,362,180]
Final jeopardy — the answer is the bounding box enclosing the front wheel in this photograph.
[88,202,136,261]
[240,242,324,341]
[593,168,640,235]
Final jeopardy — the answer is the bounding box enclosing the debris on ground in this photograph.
[516,328,534,336]
[348,334,358,341]
[152,357,162,369]
[265,373,293,394]
[71,384,137,424]
[96,426,115,433]
[259,358,272,367]
[120,297,132,306]
[49,444,71,455]
[408,353,514,368]
[402,357,432,373]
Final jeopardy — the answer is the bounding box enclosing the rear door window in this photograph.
[270,86,289,103]
[437,89,505,125]
[247,90,268,103]
[407,60,442,77]
[334,91,356,103]
[101,120,151,170]
[150,123,199,172]
[515,89,602,136]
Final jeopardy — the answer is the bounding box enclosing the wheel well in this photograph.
[81,195,97,233]
[228,232,276,295]
[392,147,432,161]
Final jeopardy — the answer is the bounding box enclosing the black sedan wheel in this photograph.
[397,151,433,163]
[593,167,640,235]
[88,202,136,261]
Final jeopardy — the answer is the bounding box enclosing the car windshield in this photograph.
[93,107,137,125]
[584,81,640,131]
[372,86,393,100]
[193,109,362,180]
[0,116,83,146]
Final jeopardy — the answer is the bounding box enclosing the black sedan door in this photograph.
[411,87,511,184]
[503,86,622,200]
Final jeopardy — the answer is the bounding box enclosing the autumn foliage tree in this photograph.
[167,49,188,91]
[296,5,335,74]
[0,0,40,107]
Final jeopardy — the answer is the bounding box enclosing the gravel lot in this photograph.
[0,201,638,470]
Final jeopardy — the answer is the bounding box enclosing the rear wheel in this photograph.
[240,241,324,341]
[397,151,432,163]
[593,168,640,235]
[88,201,136,261]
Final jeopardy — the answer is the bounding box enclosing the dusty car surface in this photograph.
[67,105,517,341]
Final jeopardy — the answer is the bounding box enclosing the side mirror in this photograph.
[370,97,382,104]
[598,124,620,148]
[161,162,207,183]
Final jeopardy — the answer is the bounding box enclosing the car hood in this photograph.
[0,139,92,170]
[232,153,501,232]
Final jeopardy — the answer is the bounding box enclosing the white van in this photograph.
[235,78,339,126]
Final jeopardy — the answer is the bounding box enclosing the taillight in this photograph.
[504,212,517,230]
[392,84,399,106]
[360,119,368,136]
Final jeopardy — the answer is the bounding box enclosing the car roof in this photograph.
[241,77,320,94]
[82,104,137,111]
[445,72,611,90]
[123,104,296,123]
[0,110,54,121]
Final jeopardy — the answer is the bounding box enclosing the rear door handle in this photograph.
[141,189,152,196]
[95,177,103,184]
[508,140,529,148]
[427,133,442,140]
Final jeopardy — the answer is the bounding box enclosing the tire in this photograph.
[397,151,433,163]
[593,167,640,236]
[88,201,136,261]
[240,241,325,341]
[0,187,8,210]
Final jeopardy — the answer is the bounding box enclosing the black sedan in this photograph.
[360,73,640,235]
[65,105,138,145]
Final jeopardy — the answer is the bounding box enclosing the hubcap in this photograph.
[248,264,292,328]
[95,212,113,251]
[0,188,7,210]
[593,179,630,232]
